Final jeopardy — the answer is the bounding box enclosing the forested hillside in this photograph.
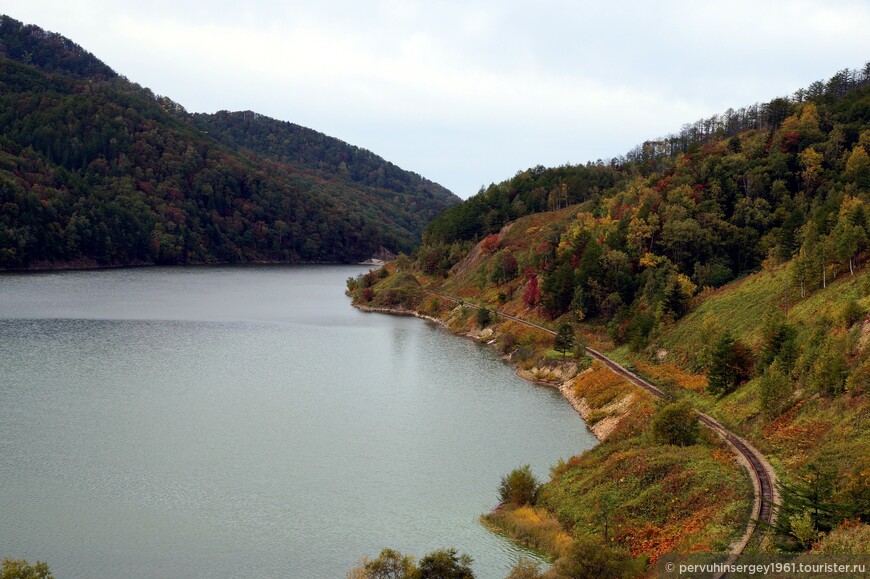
[0,15,458,269]
[421,64,870,339]
[349,62,870,575]
[190,110,453,226]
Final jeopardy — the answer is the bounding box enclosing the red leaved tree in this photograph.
[523,273,540,308]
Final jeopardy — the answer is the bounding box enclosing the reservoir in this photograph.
[0,265,596,578]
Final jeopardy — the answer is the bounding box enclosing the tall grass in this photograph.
[481,506,573,561]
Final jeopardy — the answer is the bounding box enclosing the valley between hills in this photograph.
[2,11,869,579]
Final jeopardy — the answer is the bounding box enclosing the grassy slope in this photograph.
[656,265,794,365]
[640,265,869,470]
[617,262,870,553]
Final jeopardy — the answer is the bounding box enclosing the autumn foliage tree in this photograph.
[481,234,501,254]
[523,273,540,308]
[491,251,518,283]
[0,558,53,579]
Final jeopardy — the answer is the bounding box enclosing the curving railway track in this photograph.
[429,292,778,554]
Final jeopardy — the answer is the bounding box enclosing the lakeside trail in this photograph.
[423,291,779,560]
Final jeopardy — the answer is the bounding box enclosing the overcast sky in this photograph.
[5,1,870,198]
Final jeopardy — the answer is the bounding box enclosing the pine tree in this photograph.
[554,323,575,359]
[707,331,753,395]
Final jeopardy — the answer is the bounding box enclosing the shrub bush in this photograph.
[499,332,517,355]
[417,548,474,579]
[759,362,793,419]
[0,558,53,579]
[650,400,699,446]
[499,465,539,506]
[476,307,492,328]
[506,557,543,579]
[841,298,865,328]
[555,537,644,578]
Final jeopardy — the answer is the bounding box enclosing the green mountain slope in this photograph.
[190,110,455,249]
[0,15,459,269]
[348,63,870,573]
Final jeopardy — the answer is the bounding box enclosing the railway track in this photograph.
[430,291,778,552]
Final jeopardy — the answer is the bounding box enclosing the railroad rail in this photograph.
[429,291,778,554]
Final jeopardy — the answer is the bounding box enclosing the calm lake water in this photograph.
[0,265,596,578]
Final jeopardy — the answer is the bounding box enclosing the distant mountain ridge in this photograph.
[0,15,459,268]
[190,110,454,237]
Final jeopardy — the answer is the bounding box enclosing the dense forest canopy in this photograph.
[0,15,459,269]
[425,62,870,249]
[190,111,454,242]
[0,15,116,80]
[419,61,870,346]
